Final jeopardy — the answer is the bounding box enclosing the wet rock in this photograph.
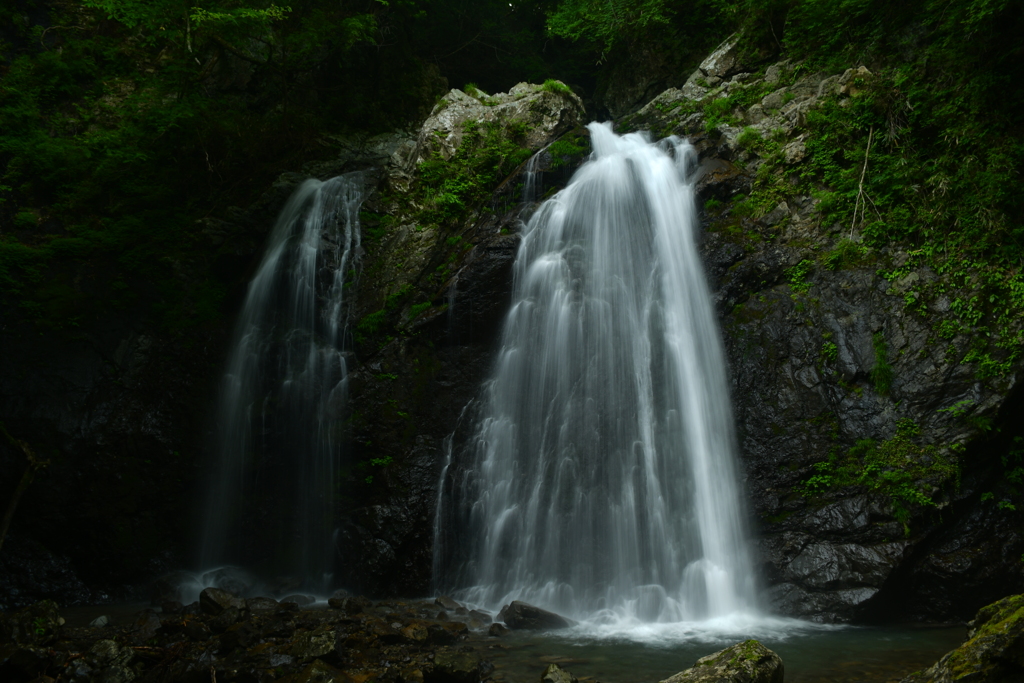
[431,621,469,644]
[401,621,430,643]
[468,610,491,626]
[246,596,280,613]
[132,610,162,640]
[90,615,110,627]
[0,643,51,682]
[200,587,245,615]
[659,640,784,683]
[901,594,1024,682]
[293,659,345,683]
[427,648,480,683]
[0,600,63,645]
[290,628,336,661]
[487,623,510,637]
[219,620,256,653]
[160,600,183,615]
[435,596,462,611]
[86,639,137,683]
[541,663,578,683]
[282,594,316,607]
[328,595,371,614]
[497,601,572,630]
[209,606,241,633]
[182,617,212,641]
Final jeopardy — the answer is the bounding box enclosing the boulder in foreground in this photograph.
[497,601,572,630]
[901,593,1024,683]
[659,640,784,683]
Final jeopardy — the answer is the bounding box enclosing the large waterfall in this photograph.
[201,173,364,590]
[437,123,756,622]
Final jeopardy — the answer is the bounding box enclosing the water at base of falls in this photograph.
[435,123,758,624]
[200,173,364,591]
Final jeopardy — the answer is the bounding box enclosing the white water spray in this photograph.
[436,124,757,623]
[201,173,364,589]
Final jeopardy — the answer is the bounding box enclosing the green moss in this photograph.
[413,119,533,227]
[871,332,894,396]
[547,131,589,169]
[787,259,815,292]
[943,594,1024,679]
[541,79,572,94]
[821,238,871,270]
[801,419,958,532]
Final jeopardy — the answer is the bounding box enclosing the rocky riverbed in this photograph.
[4,591,1022,683]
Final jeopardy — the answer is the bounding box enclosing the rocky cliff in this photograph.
[3,33,1023,625]
[623,38,1024,621]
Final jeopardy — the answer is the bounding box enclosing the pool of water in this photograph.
[476,619,963,683]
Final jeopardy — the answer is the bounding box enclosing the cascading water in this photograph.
[201,173,364,591]
[436,123,757,623]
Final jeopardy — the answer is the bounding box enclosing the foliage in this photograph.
[786,259,814,292]
[546,0,672,58]
[821,340,838,362]
[415,119,534,226]
[801,419,957,532]
[540,79,572,94]
[870,332,894,395]
[546,130,589,168]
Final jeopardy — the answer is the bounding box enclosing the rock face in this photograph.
[496,601,572,631]
[333,82,586,596]
[659,640,784,683]
[901,594,1024,682]
[623,54,1024,620]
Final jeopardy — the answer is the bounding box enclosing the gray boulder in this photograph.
[199,587,245,615]
[659,640,784,683]
[497,601,572,630]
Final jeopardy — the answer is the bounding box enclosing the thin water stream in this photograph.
[201,173,364,588]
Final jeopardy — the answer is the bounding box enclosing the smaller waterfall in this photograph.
[201,173,364,589]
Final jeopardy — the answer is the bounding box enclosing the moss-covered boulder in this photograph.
[901,594,1024,682]
[659,640,784,683]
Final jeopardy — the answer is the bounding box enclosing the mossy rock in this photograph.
[659,640,784,683]
[901,594,1024,682]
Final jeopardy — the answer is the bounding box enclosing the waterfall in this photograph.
[437,123,756,622]
[201,173,364,590]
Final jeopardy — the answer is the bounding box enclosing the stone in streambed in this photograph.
[488,622,510,637]
[0,643,50,682]
[435,595,462,611]
[0,600,63,645]
[246,596,280,613]
[469,609,492,624]
[658,640,783,683]
[294,659,345,683]
[200,587,245,615]
[900,593,1024,683]
[497,601,572,630]
[209,606,241,633]
[132,610,161,639]
[427,648,481,683]
[542,663,578,683]
[282,594,315,606]
[329,595,371,614]
[291,628,336,661]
